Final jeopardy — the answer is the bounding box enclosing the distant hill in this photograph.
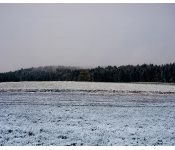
[0,63,175,83]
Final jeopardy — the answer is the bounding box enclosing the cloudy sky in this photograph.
[0,3,175,72]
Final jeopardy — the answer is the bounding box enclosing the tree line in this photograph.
[0,63,175,83]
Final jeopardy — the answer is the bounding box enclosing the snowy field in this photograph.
[0,81,175,94]
[0,92,175,107]
[0,105,175,146]
[0,81,175,146]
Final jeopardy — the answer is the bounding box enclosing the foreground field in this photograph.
[0,82,175,146]
[0,105,175,146]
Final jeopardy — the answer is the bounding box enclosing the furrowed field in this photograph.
[0,81,175,146]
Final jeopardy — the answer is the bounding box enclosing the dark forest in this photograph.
[0,63,175,83]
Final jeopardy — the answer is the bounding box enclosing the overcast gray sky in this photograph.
[0,3,175,72]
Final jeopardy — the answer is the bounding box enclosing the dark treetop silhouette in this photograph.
[0,63,175,83]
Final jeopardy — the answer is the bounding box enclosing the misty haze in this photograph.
[0,3,175,72]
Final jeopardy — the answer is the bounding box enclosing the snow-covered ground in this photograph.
[0,81,175,94]
[0,105,175,146]
[0,92,175,107]
[0,81,175,146]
